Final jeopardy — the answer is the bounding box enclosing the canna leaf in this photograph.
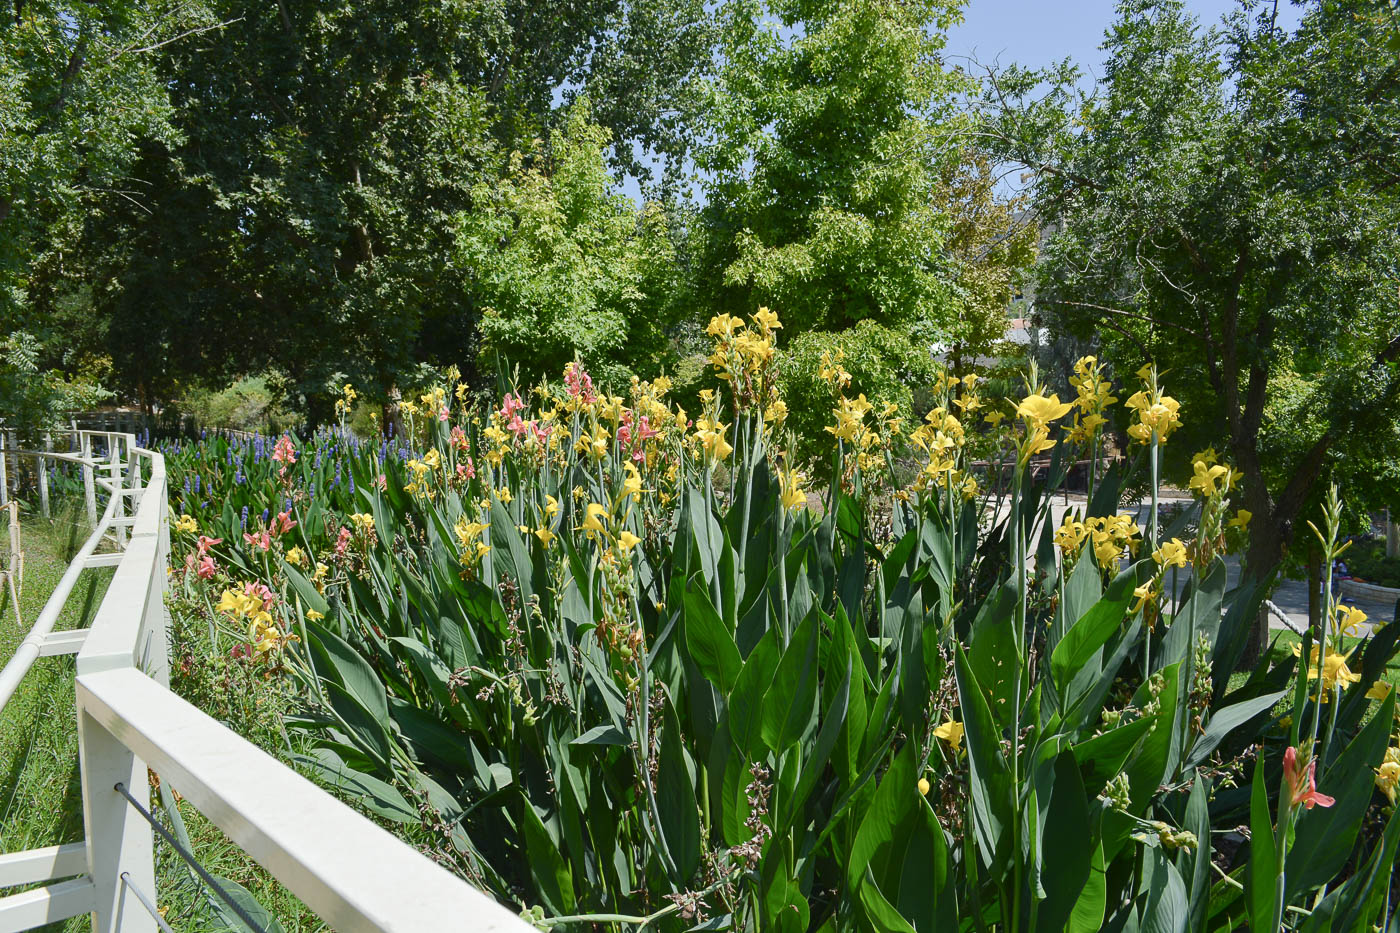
[684,575,743,696]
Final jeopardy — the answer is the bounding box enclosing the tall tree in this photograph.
[41,0,713,418]
[986,0,1400,588]
[693,0,967,334]
[1,0,213,427]
[461,103,690,389]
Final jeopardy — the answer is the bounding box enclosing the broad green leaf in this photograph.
[1246,759,1281,933]
[684,576,742,696]
[658,691,702,882]
[519,800,575,915]
[1184,689,1287,769]
[956,645,1012,869]
[292,749,416,824]
[1051,561,1145,697]
[760,607,820,753]
[848,743,955,930]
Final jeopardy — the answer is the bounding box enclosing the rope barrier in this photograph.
[113,781,270,933]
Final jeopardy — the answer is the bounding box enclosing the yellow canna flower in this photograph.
[286,546,305,567]
[1188,460,1230,498]
[779,469,807,511]
[984,410,1006,428]
[1015,391,1074,427]
[1152,538,1189,569]
[1055,517,1087,558]
[1229,509,1252,530]
[582,503,609,537]
[174,513,198,534]
[544,495,560,518]
[306,609,324,622]
[918,777,931,796]
[1365,681,1392,701]
[752,306,782,333]
[933,719,965,750]
[1131,582,1157,615]
[1335,605,1368,637]
[1376,748,1399,805]
[350,512,375,534]
[1293,644,1363,695]
[534,526,556,548]
[616,530,642,553]
[623,463,643,501]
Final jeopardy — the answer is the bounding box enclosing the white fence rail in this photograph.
[0,432,530,932]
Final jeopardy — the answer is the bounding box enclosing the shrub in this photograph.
[777,321,939,473]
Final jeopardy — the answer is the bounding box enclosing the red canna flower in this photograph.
[1284,746,1335,810]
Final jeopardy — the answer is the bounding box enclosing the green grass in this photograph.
[1225,626,1400,724]
[0,502,325,932]
[1262,628,1400,691]
[0,504,113,855]
[0,503,113,931]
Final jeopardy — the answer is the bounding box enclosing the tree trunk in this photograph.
[1240,511,1288,664]
[1306,545,1322,636]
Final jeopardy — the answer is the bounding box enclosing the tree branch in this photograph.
[1038,299,1202,339]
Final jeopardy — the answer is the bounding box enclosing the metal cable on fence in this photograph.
[120,871,178,933]
[113,781,270,933]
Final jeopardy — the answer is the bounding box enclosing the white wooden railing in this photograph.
[0,432,529,932]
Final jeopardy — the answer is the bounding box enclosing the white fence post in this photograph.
[0,430,9,508]
[77,708,157,933]
[82,432,98,529]
[110,437,127,550]
[39,431,51,519]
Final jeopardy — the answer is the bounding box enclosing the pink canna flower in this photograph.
[450,426,470,452]
[271,435,298,476]
[438,406,450,422]
[271,510,298,537]
[196,535,223,555]
[243,530,272,551]
[244,582,276,610]
[334,526,353,557]
[564,363,596,404]
[196,555,218,579]
[1284,746,1335,810]
[497,392,525,420]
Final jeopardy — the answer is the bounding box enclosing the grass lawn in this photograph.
[1260,627,1400,692]
[0,504,112,859]
[0,503,325,932]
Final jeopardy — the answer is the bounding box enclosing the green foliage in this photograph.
[693,0,966,333]
[777,322,938,472]
[173,373,303,434]
[30,0,714,414]
[0,331,109,438]
[163,361,1400,932]
[985,0,1400,576]
[463,104,690,389]
[0,0,195,321]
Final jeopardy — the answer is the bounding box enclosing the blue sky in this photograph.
[944,0,1302,79]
